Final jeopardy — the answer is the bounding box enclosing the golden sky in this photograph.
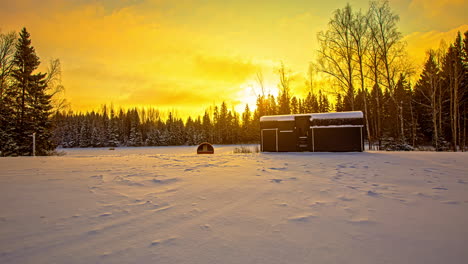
[1,0,467,117]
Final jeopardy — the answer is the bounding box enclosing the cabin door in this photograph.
[295,116,310,151]
[261,129,278,152]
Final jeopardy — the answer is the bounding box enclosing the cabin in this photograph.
[260,111,364,152]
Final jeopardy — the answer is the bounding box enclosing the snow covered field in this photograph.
[1,146,467,264]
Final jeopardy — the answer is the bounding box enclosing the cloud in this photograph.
[403,24,468,68]
[409,0,466,17]
[403,0,468,31]
[194,55,258,82]
[123,83,214,106]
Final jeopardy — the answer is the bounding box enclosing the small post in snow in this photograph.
[32,132,36,157]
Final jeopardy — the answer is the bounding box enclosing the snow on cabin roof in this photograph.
[311,125,364,128]
[310,111,363,120]
[260,114,310,122]
[260,111,363,122]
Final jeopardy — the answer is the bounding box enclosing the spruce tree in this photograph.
[9,28,54,155]
[241,104,252,142]
[202,111,212,143]
[108,109,119,147]
[290,97,299,114]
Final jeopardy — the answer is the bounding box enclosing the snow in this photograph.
[1,146,468,264]
[311,111,363,120]
[260,111,363,122]
[260,114,308,122]
[311,125,364,128]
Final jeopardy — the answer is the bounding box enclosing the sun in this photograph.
[233,79,283,114]
[234,83,259,114]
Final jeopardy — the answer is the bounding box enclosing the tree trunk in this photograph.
[399,101,405,142]
[437,80,442,138]
[376,91,382,150]
[463,106,466,152]
[363,93,371,150]
[431,78,439,150]
[410,98,416,147]
[450,69,459,151]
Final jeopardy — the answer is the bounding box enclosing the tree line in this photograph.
[52,104,253,148]
[51,88,333,148]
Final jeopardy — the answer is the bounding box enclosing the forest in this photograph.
[0,1,467,156]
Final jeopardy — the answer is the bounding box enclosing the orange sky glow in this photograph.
[1,0,467,118]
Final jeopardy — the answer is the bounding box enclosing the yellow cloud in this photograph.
[404,24,468,70]
[404,0,468,32]
[409,0,466,17]
[122,83,216,106]
[194,55,258,82]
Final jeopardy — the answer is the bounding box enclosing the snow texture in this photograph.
[1,146,468,264]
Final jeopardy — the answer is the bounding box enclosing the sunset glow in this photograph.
[1,0,467,117]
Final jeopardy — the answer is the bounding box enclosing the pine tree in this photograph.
[219,102,229,143]
[393,74,412,143]
[267,94,278,115]
[414,51,443,148]
[318,90,330,112]
[335,94,344,112]
[108,109,119,147]
[242,104,253,142]
[128,109,142,146]
[99,105,109,146]
[79,119,91,147]
[290,97,299,114]
[254,95,267,118]
[442,34,465,151]
[277,62,291,114]
[202,110,212,142]
[212,106,221,143]
[304,91,319,113]
[370,83,384,149]
[185,117,195,145]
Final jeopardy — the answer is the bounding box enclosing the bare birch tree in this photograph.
[368,0,408,141]
[46,58,69,114]
[306,62,315,94]
[256,70,265,97]
[317,4,356,110]
[350,8,373,149]
[0,31,16,99]
[277,62,291,114]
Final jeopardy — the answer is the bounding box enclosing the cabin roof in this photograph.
[260,113,309,122]
[260,111,363,122]
[310,111,363,120]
